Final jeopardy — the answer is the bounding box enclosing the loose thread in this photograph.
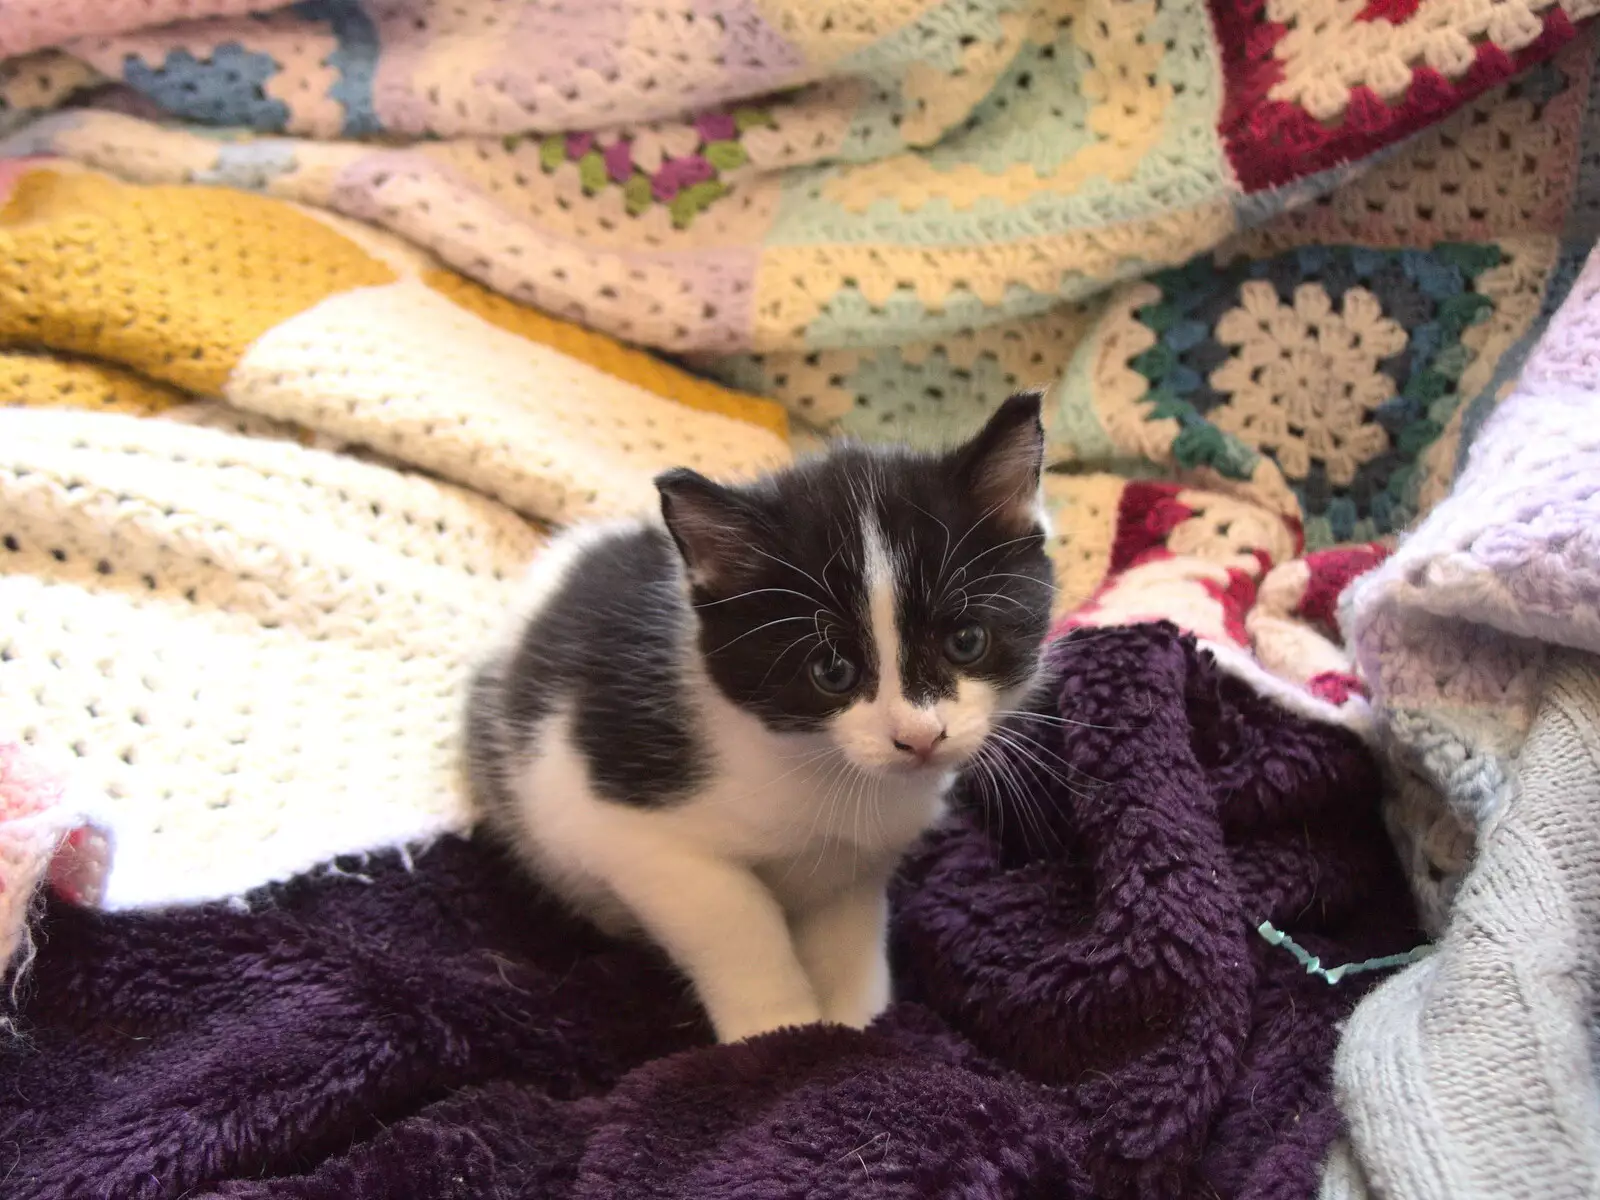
[1255,920,1435,984]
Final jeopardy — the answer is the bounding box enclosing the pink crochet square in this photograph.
[0,741,107,973]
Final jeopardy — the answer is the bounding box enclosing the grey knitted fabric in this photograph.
[1323,649,1600,1199]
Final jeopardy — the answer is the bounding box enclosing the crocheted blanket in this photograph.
[1,0,1597,459]
[1,624,1420,1200]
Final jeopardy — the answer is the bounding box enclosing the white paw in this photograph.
[821,977,890,1030]
[712,999,823,1044]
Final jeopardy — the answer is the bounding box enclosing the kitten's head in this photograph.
[656,391,1055,777]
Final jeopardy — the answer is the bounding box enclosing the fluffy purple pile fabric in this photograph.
[1,625,1416,1199]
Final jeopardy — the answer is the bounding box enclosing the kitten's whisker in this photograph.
[817,537,850,599]
[780,750,849,879]
[969,753,1004,851]
[983,739,1059,853]
[1046,628,1133,648]
[850,768,864,884]
[806,756,857,880]
[993,709,1125,733]
[960,590,1029,611]
[706,614,821,657]
[757,628,829,688]
[971,742,1052,855]
[810,608,842,660]
[696,745,845,817]
[846,760,878,884]
[987,723,1085,778]
[983,729,1090,806]
[775,742,845,764]
[949,532,1049,578]
[906,499,955,591]
[963,601,1023,618]
[936,496,1012,601]
[1008,732,1111,790]
[994,725,1110,788]
[748,545,849,617]
[966,571,1053,589]
[694,586,833,611]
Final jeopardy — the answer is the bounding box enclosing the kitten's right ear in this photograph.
[950,389,1047,533]
[655,468,760,593]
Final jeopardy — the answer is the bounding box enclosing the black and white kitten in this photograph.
[466,391,1056,1043]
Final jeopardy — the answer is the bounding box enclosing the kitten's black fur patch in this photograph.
[469,527,709,809]
[467,391,1057,812]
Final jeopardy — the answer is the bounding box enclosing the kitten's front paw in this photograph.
[713,1000,823,1044]
[821,976,890,1030]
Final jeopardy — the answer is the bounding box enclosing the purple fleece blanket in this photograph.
[1,626,1416,1199]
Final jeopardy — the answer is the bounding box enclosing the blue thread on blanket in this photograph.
[1256,921,1434,984]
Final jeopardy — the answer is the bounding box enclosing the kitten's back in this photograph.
[465,521,708,835]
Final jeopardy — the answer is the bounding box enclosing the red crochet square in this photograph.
[1213,0,1584,190]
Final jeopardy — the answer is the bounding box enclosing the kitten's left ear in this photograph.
[655,468,763,593]
[951,389,1047,532]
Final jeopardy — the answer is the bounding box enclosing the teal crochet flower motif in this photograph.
[1128,244,1502,547]
[526,106,774,230]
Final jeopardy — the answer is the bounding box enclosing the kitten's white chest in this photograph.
[510,683,949,925]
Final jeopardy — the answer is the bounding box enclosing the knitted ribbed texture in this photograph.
[1324,651,1600,1199]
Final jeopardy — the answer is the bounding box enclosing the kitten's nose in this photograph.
[892,726,948,763]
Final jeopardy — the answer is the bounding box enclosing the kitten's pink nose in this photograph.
[892,726,948,763]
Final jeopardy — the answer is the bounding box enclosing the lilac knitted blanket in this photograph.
[1,625,1415,1200]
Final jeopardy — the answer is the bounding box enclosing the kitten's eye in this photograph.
[943,623,989,665]
[808,650,860,696]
